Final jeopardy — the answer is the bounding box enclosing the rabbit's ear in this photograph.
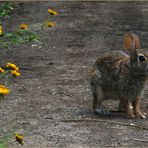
[123,32,141,51]
[123,33,141,65]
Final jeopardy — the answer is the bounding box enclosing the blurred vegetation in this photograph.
[0,2,42,49]
[0,2,14,22]
[0,29,41,49]
[0,133,13,148]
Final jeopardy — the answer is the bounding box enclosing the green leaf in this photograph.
[0,142,7,148]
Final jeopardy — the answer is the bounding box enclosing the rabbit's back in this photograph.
[94,50,129,77]
[90,50,129,89]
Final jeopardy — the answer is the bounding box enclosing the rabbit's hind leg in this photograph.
[132,98,146,119]
[91,84,109,115]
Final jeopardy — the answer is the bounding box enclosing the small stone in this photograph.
[44,116,53,119]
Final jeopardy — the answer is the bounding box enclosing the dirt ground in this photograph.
[0,1,148,147]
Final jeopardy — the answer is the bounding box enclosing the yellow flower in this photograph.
[6,63,19,71]
[48,9,58,15]
[15,133,23,145]
[11,70,21,77]
[46,22,56,27]
[0,67,5,73]
[19,24,28,29]
[0,85,10,95]
[0,25,3,36]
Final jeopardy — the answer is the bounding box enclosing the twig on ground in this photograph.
[133,138,148,143]
[61,118,148,130]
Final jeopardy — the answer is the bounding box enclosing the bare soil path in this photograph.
[0,1,148,147]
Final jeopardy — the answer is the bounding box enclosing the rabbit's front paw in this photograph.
[94,106,110,115]
[134,110,146,119]
[133,98,146,119]
[125,110,135,118]
[121,100,135,118]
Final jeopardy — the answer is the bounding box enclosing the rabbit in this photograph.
[90,32,148,118]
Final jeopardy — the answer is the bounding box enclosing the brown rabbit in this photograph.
[90,32,147,118]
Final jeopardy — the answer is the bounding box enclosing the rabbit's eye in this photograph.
[138,54,146,62]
